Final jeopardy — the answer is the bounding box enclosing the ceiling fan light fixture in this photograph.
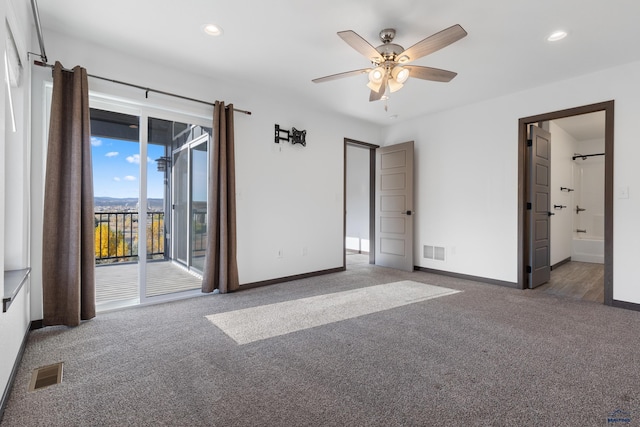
[366,81,382,91]
[388,78,404,93]
[368,67,385,84]
[392,66,410,84]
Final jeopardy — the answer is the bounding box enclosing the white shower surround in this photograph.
[572,237,604,264]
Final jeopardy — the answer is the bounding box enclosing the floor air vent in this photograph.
[29,362,63,391]
[424,245,446,261]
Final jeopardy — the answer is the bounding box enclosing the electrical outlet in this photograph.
[302,246,308,256]
[277,249,284,258]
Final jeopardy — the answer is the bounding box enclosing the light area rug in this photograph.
[206,280,460,344]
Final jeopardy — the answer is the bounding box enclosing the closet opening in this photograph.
[344,138,378,268]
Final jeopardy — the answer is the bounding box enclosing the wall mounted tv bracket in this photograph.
[275,124,306,146]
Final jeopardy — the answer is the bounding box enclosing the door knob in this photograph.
[548,212,555,216]
[405,210,412,215]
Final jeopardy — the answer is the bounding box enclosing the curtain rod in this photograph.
[30,0,47,63]
[33,60,251,115]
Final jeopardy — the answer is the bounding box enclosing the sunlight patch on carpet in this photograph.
[205,280,461,345]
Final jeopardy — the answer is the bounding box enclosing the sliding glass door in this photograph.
[173,146,189,266]
[90,97,212,310]
[91,107,141,309]
[172,134,209,273]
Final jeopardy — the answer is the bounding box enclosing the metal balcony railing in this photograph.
[94,211,165,264]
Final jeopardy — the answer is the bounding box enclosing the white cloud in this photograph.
[113,177,121,182]
[123,175,137,181]
[126,154,153,164]
[91,137,102,147]
[105,152,119,158]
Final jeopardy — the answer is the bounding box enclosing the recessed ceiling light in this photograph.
[547,30,567,42]
[203,24,223,36]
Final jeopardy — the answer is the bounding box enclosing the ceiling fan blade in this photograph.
[338,30,384,63]
[406,65,458,82]
[369,75,388,102]
[312,68,370,83]
[399,24,467,63]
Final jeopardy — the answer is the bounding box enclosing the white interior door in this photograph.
[375,141,414,271]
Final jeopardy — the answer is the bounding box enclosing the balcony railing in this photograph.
[94,211,165,264]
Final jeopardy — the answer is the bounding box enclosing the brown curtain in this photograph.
[202,101,239,293]
[42,62,95,326]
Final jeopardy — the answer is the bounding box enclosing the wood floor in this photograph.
[347,252,604,303]
[537,261,604,303]
[346,251,604,304]
[95,261,202,305]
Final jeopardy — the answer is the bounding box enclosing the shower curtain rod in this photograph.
[572,152,604,161]
[32,60,252,116]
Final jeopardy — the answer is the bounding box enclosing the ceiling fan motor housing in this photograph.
[375,29,404,63]
[375,43,404,63]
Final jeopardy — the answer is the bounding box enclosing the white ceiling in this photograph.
[553,111,605,142]
[35,0,640,127]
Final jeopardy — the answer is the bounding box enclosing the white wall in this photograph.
[384,99,519,282]
[1,0,32,409]
[346,145,370,252]
[28,30,384,316]
[548,121,576,266]
[0,0,7,289]
[384,59,640,304]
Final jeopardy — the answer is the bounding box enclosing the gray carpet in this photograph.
[206,280,460,344]
[2,262,640,426]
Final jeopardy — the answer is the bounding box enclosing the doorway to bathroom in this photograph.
[518,101,614,305]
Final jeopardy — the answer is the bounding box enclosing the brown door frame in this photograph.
[518,100,614,305]
[344,138,379,268]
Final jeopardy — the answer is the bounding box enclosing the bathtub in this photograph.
[572,236,604,264]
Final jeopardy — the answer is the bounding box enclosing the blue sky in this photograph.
[91,136,165,199]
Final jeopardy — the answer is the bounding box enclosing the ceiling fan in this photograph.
[312,24,467,102]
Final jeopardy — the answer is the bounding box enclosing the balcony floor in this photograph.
[95,260,202,305]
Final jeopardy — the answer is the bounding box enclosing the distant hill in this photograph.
[94,197,164,210]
